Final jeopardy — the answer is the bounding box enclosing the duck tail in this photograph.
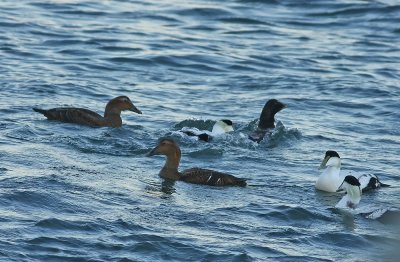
[33,108,47,115]
[380,182,390,188]
[376,176,390,188]
[235,178,247,187]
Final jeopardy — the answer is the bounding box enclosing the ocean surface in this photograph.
[1,0,399,261]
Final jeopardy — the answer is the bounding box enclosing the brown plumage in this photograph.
[33,96,142,128]
[147,138,247,187]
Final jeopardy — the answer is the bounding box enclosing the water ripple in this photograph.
[1,0,399,261]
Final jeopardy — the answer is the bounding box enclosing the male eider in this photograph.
[316,150,389,193]
[336,175,400,224]
[147,138,246,187]
[182,119,234,142]
[248,99,286,143]
[335,175,361,209]
[33,96,142,128]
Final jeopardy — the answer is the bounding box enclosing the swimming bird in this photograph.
[182,119,234,142]
[336,175,400,224]
[33,96,142,128]
[316,150,389,193]
[248,99,286,142]
[147,138,247,187]
[335,175,362,209]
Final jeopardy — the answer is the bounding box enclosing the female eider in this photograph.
[316,150,389,193]
[33,96,142,128]
[248,99,286,143]
[336,175,400,224]
[147,138,246,186]
[182,119,234,142]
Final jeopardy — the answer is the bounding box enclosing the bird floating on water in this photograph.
[335,175,399,224]
[248,99,286,143]
[182,119,234,142]
[33,96,142,128]
[147,138,246,187]
[335,175,362,209]
[316,150,389,193]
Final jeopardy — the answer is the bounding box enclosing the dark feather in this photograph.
[33,107,105,126]
[182,131,210,142]
[180,168,246,187]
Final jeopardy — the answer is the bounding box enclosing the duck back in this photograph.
[33,107,106,126]
[180,168,247,187]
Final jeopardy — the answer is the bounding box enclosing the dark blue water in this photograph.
[1,0,399,261]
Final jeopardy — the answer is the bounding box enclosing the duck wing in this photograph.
[181,127,211,142]
[182,131,211,142]
[357,174,390,192]
[180,168,246,187]
[33,107,105,126]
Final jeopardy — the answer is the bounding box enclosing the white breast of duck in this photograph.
[316,150,389,193]
[211,120,234,136]
[335,175,361,209]
[316,152,342,192]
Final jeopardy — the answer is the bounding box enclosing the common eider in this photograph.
[147,138,246,187]
[335,175,361,209]
[316,150,389,193]
[336,175,400,224]
[248,99,286,143]
[182,119,234,142]
[33,96,142,128]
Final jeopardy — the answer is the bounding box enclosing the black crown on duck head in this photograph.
[325,150,340,158]
[221,119,233,126]
[344,175,361,186]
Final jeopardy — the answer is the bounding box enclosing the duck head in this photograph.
[337,175,362,208]
[319,150,341,170]
[147,138,181,158]
[258,99,286,129]
[106,96,142,115]
[266,99,286,114]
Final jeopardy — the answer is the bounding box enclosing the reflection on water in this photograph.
[331,208,357,230]
[161,179,177,195]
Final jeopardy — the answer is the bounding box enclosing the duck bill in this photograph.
[336,181,345,192]
[146,146,159,157]
[226,125,234,133]
[129,104,142,114]
[319,156,330,170]
[278,103,287,112]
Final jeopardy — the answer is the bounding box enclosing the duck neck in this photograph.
[258,108,275,129]
[104,103,122,118]
[347,186,361,206]
[159,151,181,180]
[325,165,341,176]
[104,104,122,126]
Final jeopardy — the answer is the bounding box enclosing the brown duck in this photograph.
[33,96,142,128]
[147,138,247,187]
[248,99,286,142]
